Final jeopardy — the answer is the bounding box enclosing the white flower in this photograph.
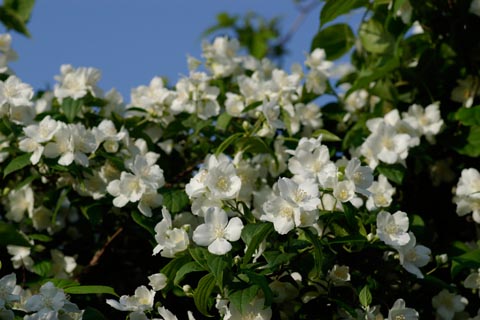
[153,208,189,257]
[0,75,34,125]
[257,99,285,137]
[51,249,77,279]
[261,195,300,235]
[130,77,175,125]
[204,160,242,201]
[451,75,480,108]
[138,191,163,217]
[296,102,323,130]
[366,175,396,211]
[224,297,272,320]
[107,154,164,212]
[277,177,320,211]
[269,279,298,303]
[106,286,155,312]
[225,93,245,117]
[0,75,33,109]
[288,138,337,187]
[471,0,480,16]
[19,116,60,164]
[171,72,220,120]
[305,68,328,95]
[328,265,351,284]
[333,180,356,203]
[6,185,34,222]
[376,211,410,247]
[360,122,412,169]
[202,36,242,78]
[402,103,443,143]
[0,33,17,73]
[394,0,413,23]
[148,273,167,291]
[0,273,20,309]
[453,168,480,223]
[464,268,480,294]
[432,289,468,320]
[387,299,418,320]
[44,122,97,167]
[396,232,431,279]
[344,158,373,196]
[54,64,102,101]
[92,119,126,153]
[74,170,107,200]
[157,306,179,320]
[7,245,34,270]
[305,48,333,72]
[192,207,243,255]
[24,282,71,316]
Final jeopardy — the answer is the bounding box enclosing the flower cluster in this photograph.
[0,274,82,320]
[1,1,479,317]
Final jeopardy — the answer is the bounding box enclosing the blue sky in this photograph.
[6,1,323,100]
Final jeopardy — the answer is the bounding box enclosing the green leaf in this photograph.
[215,132,243,156]
[229,285,260,315]
[3,152,31,177]
[392,0,407,13]
[359,285,372,307]
[311,23,355,60]
[15,174,39,190]
[455,106,480,126]
[29,234,53,242]
[242,101,262,113]
[174,261,206,285]
[32,261,52,277]
[43,278,79,289]
[376,162,406,184]
[304,228,324,279]
[207,255,229,288]
[237,137,276,168]
[312,129,342,142]
[189,247,211,270]
[327,234,367,245]
[82,307,108,320]
[160,254,193,292]
[131,211,155,236]
[0,6,30,36]
[263,251,296,269]
[359,19,394,54]
[342,202,358,231]
[320,0,368,26]
[0,222,32,247]
[51,188,69,224]
[242,270,273,307]
[342,119,369,149]
[241,222,274,265]
[455,126,480,157]
[80,203,105,226]
[451,249,480,278]
[4,0,35,22]
[346,57,400,95]
[162,189,190,214]
[64,285,118,297]
[194,273,216,317]
[61,98,83,123]
[216,112,232,131]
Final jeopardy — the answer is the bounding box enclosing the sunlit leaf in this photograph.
[311,23,355,60]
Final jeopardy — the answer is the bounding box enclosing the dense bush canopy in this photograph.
[0,0,480,319]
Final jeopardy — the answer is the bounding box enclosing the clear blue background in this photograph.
[5,1,325,100]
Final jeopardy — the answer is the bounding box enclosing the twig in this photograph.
[276,0,322,47]
[88,227,123,267]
